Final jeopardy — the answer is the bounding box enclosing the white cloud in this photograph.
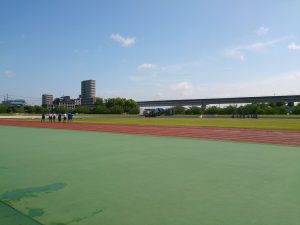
[224,36,291,61]
[137,63,157,71]
[169,82,193,97]
[2,70,15,78]
[255,26,269,36]
[110,33,136,47]
[288,42,300,51]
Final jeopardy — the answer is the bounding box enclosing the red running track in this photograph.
[1,119,300,147]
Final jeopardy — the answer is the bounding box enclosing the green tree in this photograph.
[92,105,109,114]
[190,106,201,114]
[185,108,192,115]
[275,106,287,114]
[103,97,139,114]
[0,104,9,113]
[205,106,219,115]
[174,105,185,114]
[94,97,104,106]
[76,106,90,114]
[243,104,258,114]
[33,105,43,114]
[41,107,50,113]
[276,102,285,107]
[109,105,124,114]
[54,106,68,114]
[222,105,237,115]
[105,98,125,108]
[11,106,24,113]
[124,99,139,113]
[128,107,139,114]
[256,103,268,114]
[263,106,276,114]
[24,105,34,113]
[292,104,300,114]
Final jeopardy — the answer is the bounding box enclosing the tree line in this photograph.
[1,100,300,115]
[0,97,140,114]
[173,102,300,115]
[75,98,139,114]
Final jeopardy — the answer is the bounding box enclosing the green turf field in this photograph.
[76,117,300,130]
[1,126,300,225]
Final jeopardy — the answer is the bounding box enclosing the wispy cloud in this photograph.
[136,61,203,75]
[288,42,300,51]
[255,26,269,36]
[132,62,193,83]
[129,75,143,81]
[2,70,15,78]
[110,33,136,47]
[137,63,157,71]
[224,48,246,61]
[224,36,291,61]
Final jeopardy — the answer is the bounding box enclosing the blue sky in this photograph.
[1,0,300,104]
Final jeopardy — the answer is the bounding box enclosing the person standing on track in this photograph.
[70,112,73,122]
[67,112,71,122]
[63,113,67,123]
[48,113,52,123]
[53,113,56,122]
[41,112,45,122]
[58,113,62,122]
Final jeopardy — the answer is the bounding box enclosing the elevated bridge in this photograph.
[138,95,300,107]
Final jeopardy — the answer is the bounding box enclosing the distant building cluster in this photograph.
[1,99,26,107]
[42,80,96,110]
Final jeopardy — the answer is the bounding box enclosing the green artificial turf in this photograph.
[76,117,300,130]
[0,126,300,225]
[0,200,42,225]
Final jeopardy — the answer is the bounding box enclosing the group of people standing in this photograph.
[41,112,73,123]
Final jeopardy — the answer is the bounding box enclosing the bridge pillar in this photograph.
[139,107,144,115]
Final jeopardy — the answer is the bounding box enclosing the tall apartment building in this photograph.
[42,94,53,109]
[81,80,96,107]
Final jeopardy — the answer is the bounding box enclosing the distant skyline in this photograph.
[1,0,300,105]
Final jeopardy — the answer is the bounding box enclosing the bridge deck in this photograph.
[138,95,300,107]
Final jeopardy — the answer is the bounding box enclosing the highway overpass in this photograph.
[138,95,300,107]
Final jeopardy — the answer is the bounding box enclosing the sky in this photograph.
[0,0,300,105]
